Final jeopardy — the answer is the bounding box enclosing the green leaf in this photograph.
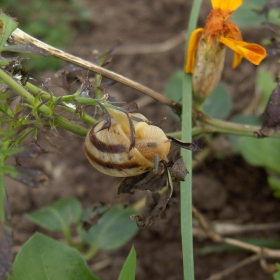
[26,197,83,231]
[256,70,276,114]
[227,115,261,149]
[8,233,99,280]
[238,137,280,175]
[233,0,268,28]
[81,205,138,251]
[268,176,280,198]
[201,82,232,120]
[164,70,184,103]
[0,11,18,48]
[118,246,136,280]
[273,263,280,280]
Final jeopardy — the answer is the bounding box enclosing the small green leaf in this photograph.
[227,115,261,149]
[268,176,280,198]
[238,137,280,175]
[201,82,232,120]
[26,197,83,231]
[118,246,136,280]
[8,233,99,280]
[0,11,18,48]
[273,263,280,280]
[233,0,268,28]
[81,205,138,251]
[256,70,276,114]
[164,70,184,103]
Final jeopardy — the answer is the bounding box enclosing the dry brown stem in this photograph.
[206,255,260,280]
[192,206,280,277]
[11,28,182,114]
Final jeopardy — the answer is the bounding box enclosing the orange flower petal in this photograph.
[185,28,204,73]
[211,0,242,11]
[232,52,243,68]
[219,37,267,68]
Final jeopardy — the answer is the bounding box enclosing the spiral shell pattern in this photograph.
[84,109,171,177]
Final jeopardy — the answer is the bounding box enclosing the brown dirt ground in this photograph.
[5,0,280,279]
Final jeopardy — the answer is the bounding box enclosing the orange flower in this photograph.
[185,0,267,73]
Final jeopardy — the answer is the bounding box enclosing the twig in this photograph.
[193,221,280,237]
[206,255,260,280]
[11,28,182,115]
[192,206,280,259]
[72,30,186,56]
[109,30,186,55]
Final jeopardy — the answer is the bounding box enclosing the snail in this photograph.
[84,106,171,177]
[84,103,200,227]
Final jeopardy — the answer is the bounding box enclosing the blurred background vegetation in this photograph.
[2,0,91,73]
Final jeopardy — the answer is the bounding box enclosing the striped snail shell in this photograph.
[84,107,171,177]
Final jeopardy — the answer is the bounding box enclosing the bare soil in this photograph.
[6,0,280,279]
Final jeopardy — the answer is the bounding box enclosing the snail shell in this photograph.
[84,107,171,177]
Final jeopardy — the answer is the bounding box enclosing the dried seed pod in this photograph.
[84,107,171,177]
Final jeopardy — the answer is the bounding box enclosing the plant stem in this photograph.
[0,68,89,136]
[83,244,99,261]
[25,82,99,126]
[181,0,202,279]
[0,141,8,223]
[12,28,182,115]
[199,113,263,137]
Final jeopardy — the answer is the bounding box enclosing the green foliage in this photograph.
[238,137,280,175]
[81,205,139,251]
[274,264,280,280]
[201,82,232,120]
[25,197,139,259]
[256,70,276,113]
[228,114,280,196]
[164,70,184,103]
[1,0,91,73]
[268,176,280,198]
[164,69,232,120]
[26,197,83,231]
[8,233,100,280]
[118,246,137,280]
[0,11,18,48]
[233,0,280,28]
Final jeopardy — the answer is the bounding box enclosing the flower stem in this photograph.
[181,0,203,279]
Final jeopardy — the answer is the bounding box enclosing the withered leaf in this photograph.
[121,102,139,113]
[1,44,49,56]
[170,156,188,182]
[96,102,111,132]
[13,166,49,188]
[15,143,46,159]
[167,136,200,151]
[130,166,173,228]
[117,172,148,195]
[255,82,280,137]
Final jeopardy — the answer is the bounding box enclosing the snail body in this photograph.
[84,107,171,177]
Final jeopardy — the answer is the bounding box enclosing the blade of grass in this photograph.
[181,0,202,279]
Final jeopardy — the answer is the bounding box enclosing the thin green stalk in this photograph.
[200,114,263,137]
[25,82,99,126]
[181,1,202,280]
[0,141,8,223]
[0,68,89,136]
[82,244,99,261]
